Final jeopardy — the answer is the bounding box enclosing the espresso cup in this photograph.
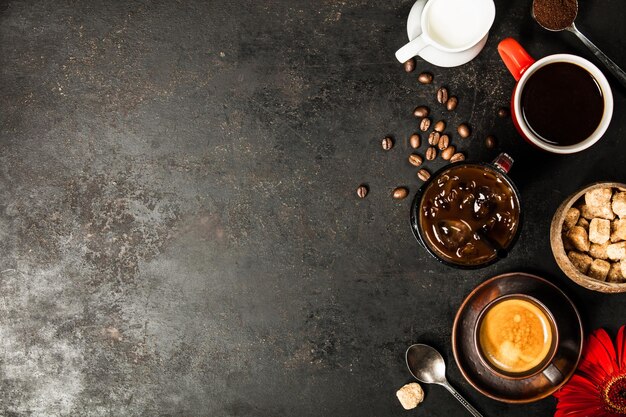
[474,294,563,384]
[498,38,613,154]
[395,0,495,63]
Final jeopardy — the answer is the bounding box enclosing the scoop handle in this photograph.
[441,381,483,417]
[498,38,535,81]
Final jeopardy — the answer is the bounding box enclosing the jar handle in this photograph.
[492,153,514,174]
[498,38,536,81]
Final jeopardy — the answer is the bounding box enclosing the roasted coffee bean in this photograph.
[357,185,368,198]
[418,72,433,84]
[417,169,430,182]
[409,133,421,149]
[404,58,415,73]
[497,107,509,118]
[457,123,471,138]
[420,118,431,131]
[413,106,429,118]
[381,136,393,150]
[408,153,423,167]
[438,134,450,150]
[485,135,497,149]
[436,87,448,104]
[434,120,446,132]
[446,96,458,111]
[426,146,437,160]
[450,152,465,163]
[428,131,440,146]
[393,187,409,200]
[441,145,456,160]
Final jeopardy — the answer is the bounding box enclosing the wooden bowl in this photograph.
[550,182,626,293]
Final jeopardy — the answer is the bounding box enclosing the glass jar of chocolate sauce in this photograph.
[410,153,521,268]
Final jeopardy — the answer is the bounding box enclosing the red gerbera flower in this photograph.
[554,325,626,416]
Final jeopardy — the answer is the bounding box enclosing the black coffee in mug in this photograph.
[521,62,604,146]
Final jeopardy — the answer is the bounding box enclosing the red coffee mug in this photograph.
[498,38,613,154]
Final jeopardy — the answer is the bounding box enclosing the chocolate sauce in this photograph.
[521,62,604,146]
[419,164,520,266]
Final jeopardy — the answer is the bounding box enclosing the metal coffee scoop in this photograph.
[532,0,626,87]
[406,344,483,416]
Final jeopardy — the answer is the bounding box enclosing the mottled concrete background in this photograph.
[0,0,625,416]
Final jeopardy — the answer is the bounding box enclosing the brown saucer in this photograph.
[452,272,583,403]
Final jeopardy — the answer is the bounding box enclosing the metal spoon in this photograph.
[532,0,626,88]
[406,344,483,417]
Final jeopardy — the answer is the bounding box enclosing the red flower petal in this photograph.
[582,329,617,375]
[617,325,626,370]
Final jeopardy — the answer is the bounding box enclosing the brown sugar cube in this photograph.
[608,262,625,283]
[568,251,593,274]
[566,226,590,252]
[588,259,611,281]
[607,242,626,260]
[612,191,626,218]
[577,217,590,229]
[562,232,575,251]
[584,188,615,220]
[589,218,611,244]
[396,383,424,410]
[621,261,626,281]
[563,207,580,230]
[611,219,626,242]
[579,204,594,220]
[589,242,609,260]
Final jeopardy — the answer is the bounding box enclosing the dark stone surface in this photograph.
[0,0,624,415]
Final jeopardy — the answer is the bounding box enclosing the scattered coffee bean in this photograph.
[426,146,437,160]
[428,131,440,146]
[413,106,430,118]
[433,120,446,132]
[382,136,393,150]
[418,72,433,84]
[393,187,409,200]
[436,87,448,104]
[457,123,471,138]
[409,133,421,149]
[441,145,456,160]
[450,152,465,163]
[485,135,497,149]
[438,134,450,150]
[404,58,415,73]
[357,185,368,198]
[497,107,509,118]
[409,153,423,167]
[420,118,431,131]
[417,168,430,182]
[446,96,458,111]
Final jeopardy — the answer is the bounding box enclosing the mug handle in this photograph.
[395,35,428,63]
[498,38,536,81]
[542,362,564,386]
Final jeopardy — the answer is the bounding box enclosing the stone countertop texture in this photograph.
[0,0,625,415]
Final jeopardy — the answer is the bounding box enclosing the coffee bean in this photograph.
[418,72,433,84]
[433,120,446,132]
[413,106,430,118]
[381,136,393,150]
[393,187,409,200]
[438,134,450,150]
[428,131,440,146]
[404,58,415,73]
[485,135,497,149]
[409,133,421,149]
[408,153,423,167]
[426,146,437,160]
[446,96,458,111]
[417,169,430,182]
[441,145,456,160]
[450,152,465,163]
[357,185,368,198]
[420,118,431,131]
[497,107,509,118]
[437,87,448,104]
[457,123,471,138]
